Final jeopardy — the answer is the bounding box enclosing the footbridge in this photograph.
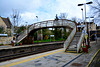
[16,19,89,53]
[16,19,77,43]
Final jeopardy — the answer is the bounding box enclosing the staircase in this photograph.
[16,25,34,43]
[64,26,86,53]
[16,30,27,43]
[67,32,81,52]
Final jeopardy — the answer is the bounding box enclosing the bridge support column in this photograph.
[62,28,64,39]
[37,31,38,44]
[27,34,29,45]
[41,29,43,43]
[27,28,29,45]
[87,23,90,48]
[32,36,34,44]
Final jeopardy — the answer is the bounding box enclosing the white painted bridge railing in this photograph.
[77,26,86,53]
[29,19,75,32]
[17,19,76,43]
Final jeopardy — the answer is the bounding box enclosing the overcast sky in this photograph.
[0,0,93,26]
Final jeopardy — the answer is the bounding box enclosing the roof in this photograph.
[86,22,94,24]
[0,34,8,37]
[96,26,100,29]
[0,16,12,28]
[81,22,94,24]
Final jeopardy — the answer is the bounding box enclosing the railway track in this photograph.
[0,43,63,62]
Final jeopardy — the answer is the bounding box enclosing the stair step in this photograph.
[73,37,80,39]
[67,48,77,51]
[69,45,77,48]
[70,41,78,45]
[72,39,80,41]
[75,35,81,37]
[76,32,82,34]
[75,32,82,36]
[71,40,78,43]
[70,43,77,45]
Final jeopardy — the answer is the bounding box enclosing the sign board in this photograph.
[0,34,8,36]
[85,33,88,39]
[82,30,86,34]
[50,35,54,37]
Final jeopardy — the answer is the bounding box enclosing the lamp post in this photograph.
[78,1,93,23]
[25,22,28,34]
[13,15,16,35]
[86,17,94,42]
[81,8,84,22]
[78,1,93,47]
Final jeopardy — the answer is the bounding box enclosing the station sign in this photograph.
[85,33,88,39]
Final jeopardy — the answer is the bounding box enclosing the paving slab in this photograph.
[66,41,100,67]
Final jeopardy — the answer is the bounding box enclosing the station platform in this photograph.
[0,48,81,67]
[0,41,100,67]
[0,41,64,50]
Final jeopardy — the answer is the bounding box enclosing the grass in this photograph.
[0,44,4,46]
[82,46,86,48]
[34,39,65,43]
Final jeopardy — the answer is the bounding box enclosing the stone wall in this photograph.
[0,17,7,33]
[0,37,13,44]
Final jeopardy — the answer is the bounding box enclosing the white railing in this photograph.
[77,26,86,53]
[64,26,76,51]
[32,19,75,29]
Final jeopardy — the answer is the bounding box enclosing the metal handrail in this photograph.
[77,26,86,53]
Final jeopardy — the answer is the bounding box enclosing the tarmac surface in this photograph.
[0,41,100,67]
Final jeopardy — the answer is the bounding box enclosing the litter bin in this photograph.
[11,41,14,46]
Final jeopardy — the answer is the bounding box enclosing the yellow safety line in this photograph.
[0,49,64,67]
[86,49,100,67]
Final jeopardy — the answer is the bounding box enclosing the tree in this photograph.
[11,9,21,33]
[90,0,100,18]
[63,28,71,39]
[16,26,26,34]
[71,17,82,23]
[42,29,53,40]
[59,13,68,19]
[90,0,100,25]
[11,9,21,27]
[52,28,62,40]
